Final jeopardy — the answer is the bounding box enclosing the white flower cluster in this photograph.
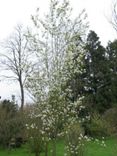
[65,133,85,156]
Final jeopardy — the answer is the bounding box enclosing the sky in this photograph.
[0,0,116,103]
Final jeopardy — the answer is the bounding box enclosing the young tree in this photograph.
[0,25,34,110]
[26,0,88,155]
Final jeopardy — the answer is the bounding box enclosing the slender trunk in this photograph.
[19,78,24,111]
[45,142,48,156]
[52,138,56,156]
[35,152,39,156]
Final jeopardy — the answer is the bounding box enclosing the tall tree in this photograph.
[106,40,117,105]
[84,30,109,112]
[0,25,34,110]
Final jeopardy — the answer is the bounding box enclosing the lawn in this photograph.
[86,137,117,156]
[0,137,117,156]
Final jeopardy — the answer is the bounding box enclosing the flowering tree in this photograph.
[26,0,88,99]
[26,0,89,156]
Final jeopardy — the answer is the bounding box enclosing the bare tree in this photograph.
[110,0,117,32]
[0,25,34,110]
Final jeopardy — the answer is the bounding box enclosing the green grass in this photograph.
[0,146,33,156]
[85,137,117,156]
[0,137,117,156]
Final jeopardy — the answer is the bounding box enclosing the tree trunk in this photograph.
[45,142,48,156]
[52,139,56,156]
[19,79,24,111]
[35,152,39,156]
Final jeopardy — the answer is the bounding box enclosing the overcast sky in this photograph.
[0,0,116,102]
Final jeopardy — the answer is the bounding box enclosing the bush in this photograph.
[0,100,24,148]
[103,107,117,135]
[86,112,109,137]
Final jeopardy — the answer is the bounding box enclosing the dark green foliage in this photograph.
[0,100,23,148]
[86,112,109,137]
[83,31,110,113]
[106,40,117,106]
[66,30,115,113]
[1,100,18,116]
[15,137,23,148]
